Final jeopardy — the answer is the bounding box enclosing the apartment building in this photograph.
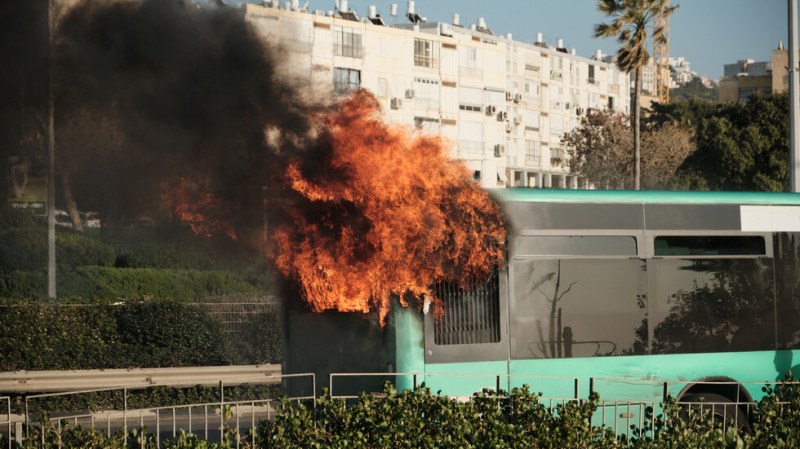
[719,44,791,102]
[243,1,630,189]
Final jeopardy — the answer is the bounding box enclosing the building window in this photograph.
[525,140,541,165]
[334,27,364,58]
[459,104,482,112]
[588,64,596,84]
[525,81,541,98]
[414,38,439,68]
[333,67,360,95]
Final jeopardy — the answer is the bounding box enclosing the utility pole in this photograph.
[47,0,56,298]
[790,0,800,192]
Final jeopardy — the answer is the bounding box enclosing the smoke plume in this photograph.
[6,0,506,321]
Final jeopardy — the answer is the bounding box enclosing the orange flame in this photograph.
[270,90,506,324]
[160,177,238,240]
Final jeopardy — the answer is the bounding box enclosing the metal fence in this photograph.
[11,373,314,449]
[198,293,281,335]
[1,397,10,449]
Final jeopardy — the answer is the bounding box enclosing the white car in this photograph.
[81,211,102,228]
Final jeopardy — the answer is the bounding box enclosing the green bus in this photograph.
[391,189,800,421]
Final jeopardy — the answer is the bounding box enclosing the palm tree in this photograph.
[595,0,677,190]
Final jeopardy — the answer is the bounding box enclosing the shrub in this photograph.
[0,299,230,371]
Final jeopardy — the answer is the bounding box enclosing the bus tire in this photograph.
[678,392,749,431]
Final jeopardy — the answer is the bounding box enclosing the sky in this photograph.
[230,0,790,81]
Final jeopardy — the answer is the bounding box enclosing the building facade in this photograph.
[243,2,630,189]
[719,45,791,102]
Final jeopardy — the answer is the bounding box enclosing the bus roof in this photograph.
[490,189,800,205]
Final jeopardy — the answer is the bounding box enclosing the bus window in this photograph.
[654,236,766,256]
[514,235,637,257]
[774,233,800,350]
[433,273,501,345]
[648,258,776,354]
[509,258,646,359]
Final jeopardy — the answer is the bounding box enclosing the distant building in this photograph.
[241,1,630,189]
[719,44,791,102]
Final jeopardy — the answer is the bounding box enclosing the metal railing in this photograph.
[18,373,315,449]
[2,364,282,394]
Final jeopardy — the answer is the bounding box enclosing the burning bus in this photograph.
[287,188,800,429]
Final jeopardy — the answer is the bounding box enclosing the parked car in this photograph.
[81,211,101,228]
[54,209,73,228]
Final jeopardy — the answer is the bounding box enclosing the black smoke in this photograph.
[3,0,315,236]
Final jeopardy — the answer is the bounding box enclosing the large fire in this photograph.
[160,90,506,324]
[160,177,239,241]
[270,90,506,324]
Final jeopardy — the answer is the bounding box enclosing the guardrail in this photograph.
[10,373,315,449]
[0,364,281,393]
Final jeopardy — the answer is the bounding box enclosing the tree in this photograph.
[560,110,693,189]
[595,0,677,190]
[671,93,788,191]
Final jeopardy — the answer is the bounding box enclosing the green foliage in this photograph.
[227,309,283,365]
[263,384,624,449]
[669,78,719,103]
[0,210,115,273]
[669,93,789,192]
[0,267,259,300]
[7,379,800,448]
[748,374,800,448]
[0,299,230,371]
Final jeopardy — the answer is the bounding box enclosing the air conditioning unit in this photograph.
[391,97,403,109]
[505,91,513,101]
[514,93,522,103]
[497,111,508,121]
[405,89,415,99]
[494,144,505,157]
[513,115,523,125]
[505,122,514,133]
[485,105,497,116]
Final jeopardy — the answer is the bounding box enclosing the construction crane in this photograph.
[653,0,670,104]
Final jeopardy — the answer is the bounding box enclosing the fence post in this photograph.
[413,374,418,390]
[574,378,579,400]
[589,378,594,397]
[662,382,669,403]
[219,381,224,445]
[123,387,128,441]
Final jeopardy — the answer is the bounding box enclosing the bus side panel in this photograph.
[423,361,510,398]
[508,350,800,403]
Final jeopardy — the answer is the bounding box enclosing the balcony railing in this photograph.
[334,44,364,59]
[414,55,439,69]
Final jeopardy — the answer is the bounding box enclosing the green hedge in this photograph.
[0,299,230,371]
[0,224,116,273]
[0,267,258,300]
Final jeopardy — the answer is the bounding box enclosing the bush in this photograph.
[0,224,115,273]
[0,299,230,371]
[0,267,258,300]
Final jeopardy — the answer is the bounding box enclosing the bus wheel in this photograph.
[678,392,749,431]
